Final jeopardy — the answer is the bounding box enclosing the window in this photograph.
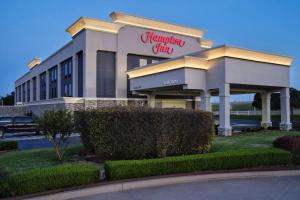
[61,58,72,97]
[26,80,30,102]
[49,66,58,99]
[22,83,26,102]
[139,59,147,67]
[77,51,83,97]
[96,51,116,97]
[32,77,36,101]
[18,85,21,102]
[127,54,166,98]
[40,72,46,100]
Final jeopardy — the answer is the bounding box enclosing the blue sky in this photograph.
[0,0,299,101]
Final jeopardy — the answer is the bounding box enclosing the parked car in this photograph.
[0,116,39,138]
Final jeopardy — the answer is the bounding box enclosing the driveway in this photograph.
[74,175,300,200]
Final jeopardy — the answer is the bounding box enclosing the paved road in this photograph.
[74,176,300,200]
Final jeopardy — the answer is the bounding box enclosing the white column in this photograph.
[280,87,292,131]
[116,52,127,98]
[36,76,40,101]
[46,70,49,99]
[218,83,232,136]
[25,83,27,102]
[200,90,212,112]
[57,64,61,98]
[261,92,272,129]
[22,84,25,102]
[147,93,156,108]
[84,52,97,97]
[14,87,17,105]
[72,54,78,97]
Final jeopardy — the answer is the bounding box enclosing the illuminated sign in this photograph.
[141,31,185,55]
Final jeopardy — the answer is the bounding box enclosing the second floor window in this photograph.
[61,58,72,97]
[40,72,46,100]
[49,66,58,99]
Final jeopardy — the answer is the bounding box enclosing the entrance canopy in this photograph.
[127,45,293,136]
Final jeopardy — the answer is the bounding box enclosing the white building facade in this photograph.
[15,12,293,136]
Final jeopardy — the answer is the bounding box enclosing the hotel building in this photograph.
[15,12,293,135]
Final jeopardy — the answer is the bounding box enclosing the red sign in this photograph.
[140,31,185,55]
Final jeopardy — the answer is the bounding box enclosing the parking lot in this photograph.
[1,133,81,150]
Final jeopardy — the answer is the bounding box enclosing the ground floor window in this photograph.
[77,51,83,97]
[96,51,116,97]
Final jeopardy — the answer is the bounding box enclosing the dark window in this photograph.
[18,85,21,102]
[26,80,30,102]
[96,51,116,97]
[22,83,26,102]
[49,66,58,99]
[127,54,166,98]
[77,51,83,97]
[40,72,46,100]
[61,58,72,97]
[32,77,37,101]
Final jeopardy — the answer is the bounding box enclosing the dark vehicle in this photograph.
[0,116,39,138]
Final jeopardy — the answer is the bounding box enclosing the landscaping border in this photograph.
[105,148,292,180]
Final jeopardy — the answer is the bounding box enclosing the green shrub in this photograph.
[273,135,300,165]
[7,164,99,196]
[0,140,18,151]
[105,148,292,180]
[75,107,214,160]
[37,110,74,161]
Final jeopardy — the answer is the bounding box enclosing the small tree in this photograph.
[38,110,74,161]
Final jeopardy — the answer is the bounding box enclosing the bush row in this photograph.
[0,140,18,151]
[75,107,214,160]
[105,148,292,180]
[2,164,99,197]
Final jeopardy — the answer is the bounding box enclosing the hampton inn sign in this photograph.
[141,31,186,54]
[15,12,294,136]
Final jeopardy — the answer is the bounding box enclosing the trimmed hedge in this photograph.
[6,164,99,196]
[75,107,214,160]
[105,148,292,180]
[0,140,18,151]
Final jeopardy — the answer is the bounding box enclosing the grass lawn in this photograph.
[1,131,300,174]
[0,146,82,173]
[210,131,300,152]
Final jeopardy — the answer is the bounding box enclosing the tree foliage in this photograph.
[252,88,300,116]
[37,110,74,161]
[0,92,14,106]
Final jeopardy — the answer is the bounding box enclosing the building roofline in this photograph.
[15,41,73,84]
[110,12,206,38]
[202,45,293,66]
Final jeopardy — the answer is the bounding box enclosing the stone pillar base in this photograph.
[218,127,232,136]
[261,122,272,129]
[280,123,292,131]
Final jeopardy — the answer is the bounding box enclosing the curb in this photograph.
[26,170,300,200]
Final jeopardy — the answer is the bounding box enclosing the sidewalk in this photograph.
[27,170,300,200]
